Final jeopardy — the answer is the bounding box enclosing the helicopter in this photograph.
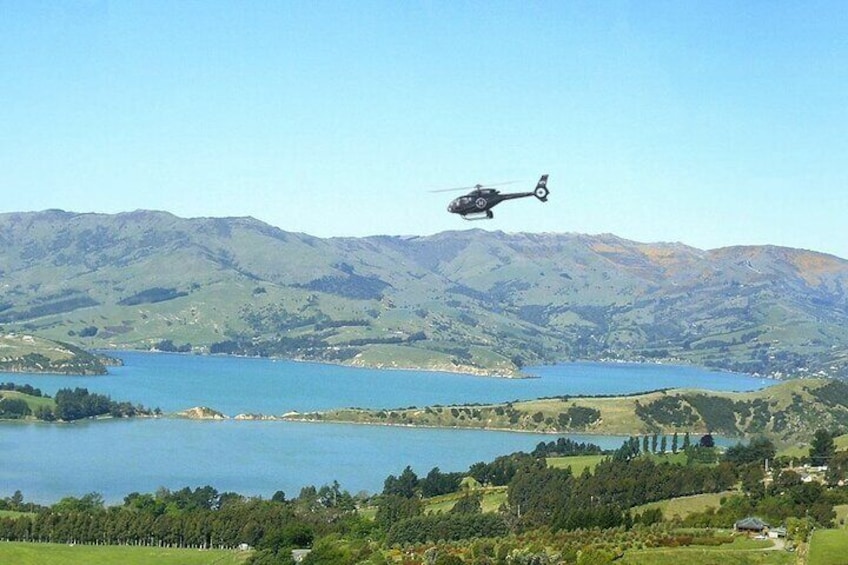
[438,174,549,220]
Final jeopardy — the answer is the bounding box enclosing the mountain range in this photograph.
[1,210,846,378]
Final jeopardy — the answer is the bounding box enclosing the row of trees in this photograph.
[531,437,603,458]
[0,383,157,422]
[44,387,155,421]
[0,382,44,397]
[0,493,311,553]
[0,485,369,564]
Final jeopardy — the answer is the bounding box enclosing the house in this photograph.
[292,549,312,563]
[768,527,787,539]
[735,517,770,533]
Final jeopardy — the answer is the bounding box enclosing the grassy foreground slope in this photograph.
[0,543,248,565]
[285,377,848,445]
[809,529,848,565]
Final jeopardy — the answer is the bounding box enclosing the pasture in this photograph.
[834,504,848,528]
[633,491,736,520]
[809,529,848,565]
[546,454,606,474]
[424,486,508,514]
[0,542,249,565]
[619,536,792,564]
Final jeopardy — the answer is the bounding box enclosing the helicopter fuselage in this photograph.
[448,190,535,217]
[447,175,549,220]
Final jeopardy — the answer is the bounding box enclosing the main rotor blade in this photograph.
[429,180,521,193]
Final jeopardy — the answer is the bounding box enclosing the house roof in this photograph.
[735,517,770,530]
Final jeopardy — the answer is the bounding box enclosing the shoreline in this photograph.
[0,408,745,446]
[100,348,768,380]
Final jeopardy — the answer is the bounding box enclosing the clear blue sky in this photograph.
[2,1,846,258]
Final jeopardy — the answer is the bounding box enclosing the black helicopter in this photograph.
[439,174,549,220]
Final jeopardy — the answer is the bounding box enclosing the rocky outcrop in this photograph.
[175,406,227,420]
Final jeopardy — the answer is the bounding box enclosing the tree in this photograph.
[786,516,815,544]
[724,437,775,466]
[613,437,640,461]
[8,491,24,511]
[317,481,354,511]
[739,464,765,497]
[826,451,848,486]
[301,534,354,565]
[699,433,714,448]
[773,469,802,491]
[374,495,421,531]
[34,405,54,420]
[450,492,482,515]
[671,432,679,454]
[383,466,419,498]
[53,492,104,513]
[660,436,667,453]
[468,453,538,487]
[0,397,31,419]
[651,433,658,453]
[809,429,836,467]
[420,467,463,498]
[259,522,314,554]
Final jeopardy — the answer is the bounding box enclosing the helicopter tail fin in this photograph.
[534,174,549,202]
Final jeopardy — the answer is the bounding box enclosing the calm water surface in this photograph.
[0,353,767,503]
[5,351,766,414]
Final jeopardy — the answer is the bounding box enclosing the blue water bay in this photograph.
[1,419,624,504]
[8,351,765,415]
[0,353,767,504]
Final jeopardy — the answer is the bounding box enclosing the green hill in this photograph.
[285,377,848,445]
[0,333,110,374]
[1,210,847,377]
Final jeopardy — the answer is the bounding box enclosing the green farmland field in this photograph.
[0,510,35,520]
[619,536,793,565]
[633,491,737,520]
[809,529,848,565]
[0,542,249,565]
[546,454,605,474]
[424,486,508,514]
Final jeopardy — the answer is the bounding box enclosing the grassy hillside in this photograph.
[2,211,847,377]
[633,491,737,521]
[778,432,848,459]
[0,333,109,374]
[0,389,54,417]
[285,377,848,445]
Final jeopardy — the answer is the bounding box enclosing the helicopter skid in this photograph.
[461,211,493,220]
